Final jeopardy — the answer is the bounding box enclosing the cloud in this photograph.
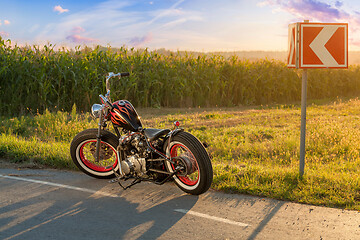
[66,34,98,43]
[129,32,153,47]
[0,31,9,37]
[258,0,348,22]
[0,20,11,26]
[147,0,186,25]
[66,27,98,43]
[335,1,343,8]
[54,5,69,14]
[71,26,85,34]
[257,1,270,7]
[258,0,360,48]
[36,0,204,49]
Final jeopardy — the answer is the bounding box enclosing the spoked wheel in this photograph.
[70,129,119,179]
[165,132,213,195]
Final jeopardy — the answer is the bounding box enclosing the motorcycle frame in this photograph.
[92,73,185,188]
[110,121,184,189]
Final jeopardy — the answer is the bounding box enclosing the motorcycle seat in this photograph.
[144,128,170,142]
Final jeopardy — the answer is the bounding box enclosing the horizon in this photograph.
[1,0,360,52]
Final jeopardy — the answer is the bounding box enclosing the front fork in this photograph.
[95,111,104,162]
[94,111,125,176]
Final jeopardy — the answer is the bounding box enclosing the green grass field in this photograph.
[1,98,360,210]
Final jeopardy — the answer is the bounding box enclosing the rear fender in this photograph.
[163,128,184,156]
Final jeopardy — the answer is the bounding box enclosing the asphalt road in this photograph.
[0,167,359,240]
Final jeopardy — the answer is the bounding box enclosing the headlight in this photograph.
[91,104,103,118]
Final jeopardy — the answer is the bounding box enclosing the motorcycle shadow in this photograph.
[108,180,200,239]
[0,171,198,240]
[121,192,199,239]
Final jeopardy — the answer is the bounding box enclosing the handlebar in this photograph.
[106,72,130,93]
[103,72,130,107]
[120,72,130,77]
[106,72,130,81]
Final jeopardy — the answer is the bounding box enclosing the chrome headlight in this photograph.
[91,104,103,118]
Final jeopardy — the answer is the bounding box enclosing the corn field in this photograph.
[1,37,360,116]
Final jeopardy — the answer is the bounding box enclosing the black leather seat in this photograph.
[144,128,170,142]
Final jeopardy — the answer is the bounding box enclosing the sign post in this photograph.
[299,68,307,176]
[287,21,348,177]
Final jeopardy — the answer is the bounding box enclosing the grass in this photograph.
[1,98,360,210]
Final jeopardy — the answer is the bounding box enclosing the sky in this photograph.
[1,0,360,51]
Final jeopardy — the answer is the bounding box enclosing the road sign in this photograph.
[287,21,348,177]
[287,23,297,68]
[287,22,348,69]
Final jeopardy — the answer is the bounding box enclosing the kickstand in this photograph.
[109,166,142,190]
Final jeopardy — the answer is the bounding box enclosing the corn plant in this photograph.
[1,37,360,116]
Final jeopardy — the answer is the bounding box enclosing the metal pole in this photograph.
[299,69,307,177]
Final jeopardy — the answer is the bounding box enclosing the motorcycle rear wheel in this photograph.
[70,129,118,179]
[165,132,213,195]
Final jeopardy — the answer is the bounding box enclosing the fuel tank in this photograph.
[110,100,142,131]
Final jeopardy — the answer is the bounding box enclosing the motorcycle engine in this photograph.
[119,133,149,176]
[121,155,146,175]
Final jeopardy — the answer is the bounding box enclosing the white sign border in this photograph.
[300,23,348,68]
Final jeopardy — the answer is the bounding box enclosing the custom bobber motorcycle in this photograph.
[70,72,213,195]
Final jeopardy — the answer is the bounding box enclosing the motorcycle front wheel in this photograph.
[70,129,118,179]
[165,131,213,195]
